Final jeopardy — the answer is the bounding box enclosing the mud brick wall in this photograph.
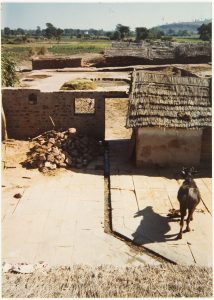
[32,57,83,70]
[2,89,106,139]
[200,127,212,164]
[136,127,203,167]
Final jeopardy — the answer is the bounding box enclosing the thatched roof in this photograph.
[105,42,211,63]
[126,70,212,129]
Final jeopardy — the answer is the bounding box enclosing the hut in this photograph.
[126,68,212,167]
[104,42,211,66]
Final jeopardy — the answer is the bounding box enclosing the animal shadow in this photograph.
[132,206,177,245]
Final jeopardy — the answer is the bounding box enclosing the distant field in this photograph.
[1,40,111,62]
[173,36,203,43]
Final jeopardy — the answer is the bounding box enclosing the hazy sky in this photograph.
[1,2,212,30]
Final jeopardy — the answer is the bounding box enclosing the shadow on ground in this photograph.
[132,206,178,245]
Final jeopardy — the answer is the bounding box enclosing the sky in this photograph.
[1,2,212,31]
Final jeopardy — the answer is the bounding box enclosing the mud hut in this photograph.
[126,69,212,167]
[104,42,211,66]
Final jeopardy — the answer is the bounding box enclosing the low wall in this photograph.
[105,55,211,67]
[2,89,126,140]
[136,127,203,167]
[32,57,83,70]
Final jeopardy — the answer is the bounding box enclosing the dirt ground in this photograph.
[105,98,132,140]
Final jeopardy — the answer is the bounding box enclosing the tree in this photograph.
[116,24,130,40]
[55,28,64,43]
[1,54,19,87]
[17,28,25,35]
[198,23,211,41]
[45,23,56,39]
[136,27,149,41]
[4,27,11,36]
[36,26,41,36]
[167,29,175,36]
[112,31,121,40]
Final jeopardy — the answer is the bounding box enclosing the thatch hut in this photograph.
[104,42,211,66]
[126,69,212,167]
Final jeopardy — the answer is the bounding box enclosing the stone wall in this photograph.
[32,57,83,70]
[136,127,203,167]
[2,89,127,140]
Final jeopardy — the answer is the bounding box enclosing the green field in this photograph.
[1,39,111,62]
[1,36,205,64]
[172,36,203,43]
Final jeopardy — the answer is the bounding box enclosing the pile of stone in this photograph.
[25,128,100,172]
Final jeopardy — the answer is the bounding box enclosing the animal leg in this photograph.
[177,212,185,239]
[186,206,196,232]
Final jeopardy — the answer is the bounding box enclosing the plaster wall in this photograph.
[136,127,203,167]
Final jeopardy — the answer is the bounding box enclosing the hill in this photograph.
[153,19,211,35]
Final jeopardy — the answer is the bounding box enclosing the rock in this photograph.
[14,193,22,199]
[65,156,72,166]
[52,147,60,156]
[76,158,83,164]
[48,138,55,144]
[47,142,53,148]
[80,136,89,145]
[25,128,99,172]
[38,154,46,162]
[38,162,44,169]
[70,149,78,157]
[76,163,83,169]
[44,161,57,170]
[47,154,55,163]
[59,162,67,168]
[61,153,66,161]
[68,128,76,134]
[83,159,88,166]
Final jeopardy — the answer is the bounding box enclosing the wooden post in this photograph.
[1,106,8,140]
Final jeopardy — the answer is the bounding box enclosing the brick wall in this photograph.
[2,89,127,140]
[32,57,83,70]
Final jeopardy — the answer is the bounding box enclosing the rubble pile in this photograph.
[25,128,100,172]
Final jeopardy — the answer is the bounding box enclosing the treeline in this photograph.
[2,22,211,42]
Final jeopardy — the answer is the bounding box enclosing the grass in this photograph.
[1,40,111,62]
[60,79,96,90]
[2,264,212,298]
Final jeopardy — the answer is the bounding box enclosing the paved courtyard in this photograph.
[2,139,212,267]
[2,141,158,267]
[109,140,212,266]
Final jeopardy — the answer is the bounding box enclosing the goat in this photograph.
[177,167,201,239]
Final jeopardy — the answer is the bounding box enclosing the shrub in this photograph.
[1,53,19,87]
[38,46,48,55]
[29,47,37,57]
[60,79,96,90]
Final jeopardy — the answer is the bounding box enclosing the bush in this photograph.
[60,79,96,90]
[29,47,37,57]
[1,54,19,87]
[38,46,48,55]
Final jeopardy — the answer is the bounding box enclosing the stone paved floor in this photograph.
[2,148,158,267]
[109,140,212,266]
